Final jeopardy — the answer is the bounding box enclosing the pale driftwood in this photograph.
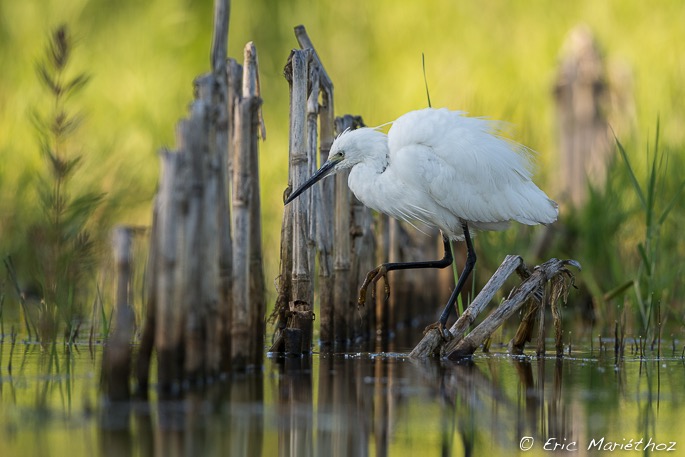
[295,25,336,347]
[102,226,136,401]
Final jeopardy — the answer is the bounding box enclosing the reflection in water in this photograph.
[1,341,683,456]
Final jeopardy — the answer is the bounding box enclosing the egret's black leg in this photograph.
[437,222,476,328]
[358,235,453,306]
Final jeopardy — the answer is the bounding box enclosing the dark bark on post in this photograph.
[102,226,136,401]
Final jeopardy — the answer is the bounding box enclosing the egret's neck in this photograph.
[346,137,390,211]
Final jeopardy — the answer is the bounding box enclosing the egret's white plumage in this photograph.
[327,108,558,240]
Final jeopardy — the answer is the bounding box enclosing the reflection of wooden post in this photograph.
[277,358,314,457]
[555,25,610,207]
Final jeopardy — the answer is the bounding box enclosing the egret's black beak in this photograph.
[284,159,338,205]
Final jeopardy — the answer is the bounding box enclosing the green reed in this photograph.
[616,122,685,341]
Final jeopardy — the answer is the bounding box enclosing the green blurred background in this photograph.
[1,0,684,336]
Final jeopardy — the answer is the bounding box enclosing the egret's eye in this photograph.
[332,151,344,160]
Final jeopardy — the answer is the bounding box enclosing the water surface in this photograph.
[0,339,683,456]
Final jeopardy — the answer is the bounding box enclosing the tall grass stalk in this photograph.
[616,122,685,339]
[27,24,106,343]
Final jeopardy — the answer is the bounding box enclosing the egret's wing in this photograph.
[388,108,557,228]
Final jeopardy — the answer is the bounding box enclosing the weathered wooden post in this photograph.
[285,50,314,354]
[242,43,266,367]
[554,25,610,207]
[102,226,136,401]
[332,114,369,345]
[295,25,336,347]
[231,87,253,369]
[209,0,234,375]
[231,41,264,370]
[349,173,376,343]
[154,150,184,391]
[332,115,352,346]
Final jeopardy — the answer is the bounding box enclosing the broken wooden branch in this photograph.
[409,256,580,360]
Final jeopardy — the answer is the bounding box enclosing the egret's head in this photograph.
[328,127,387,169]
[284,127,386,205]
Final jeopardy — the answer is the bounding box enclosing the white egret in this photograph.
[285,107,558,331]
